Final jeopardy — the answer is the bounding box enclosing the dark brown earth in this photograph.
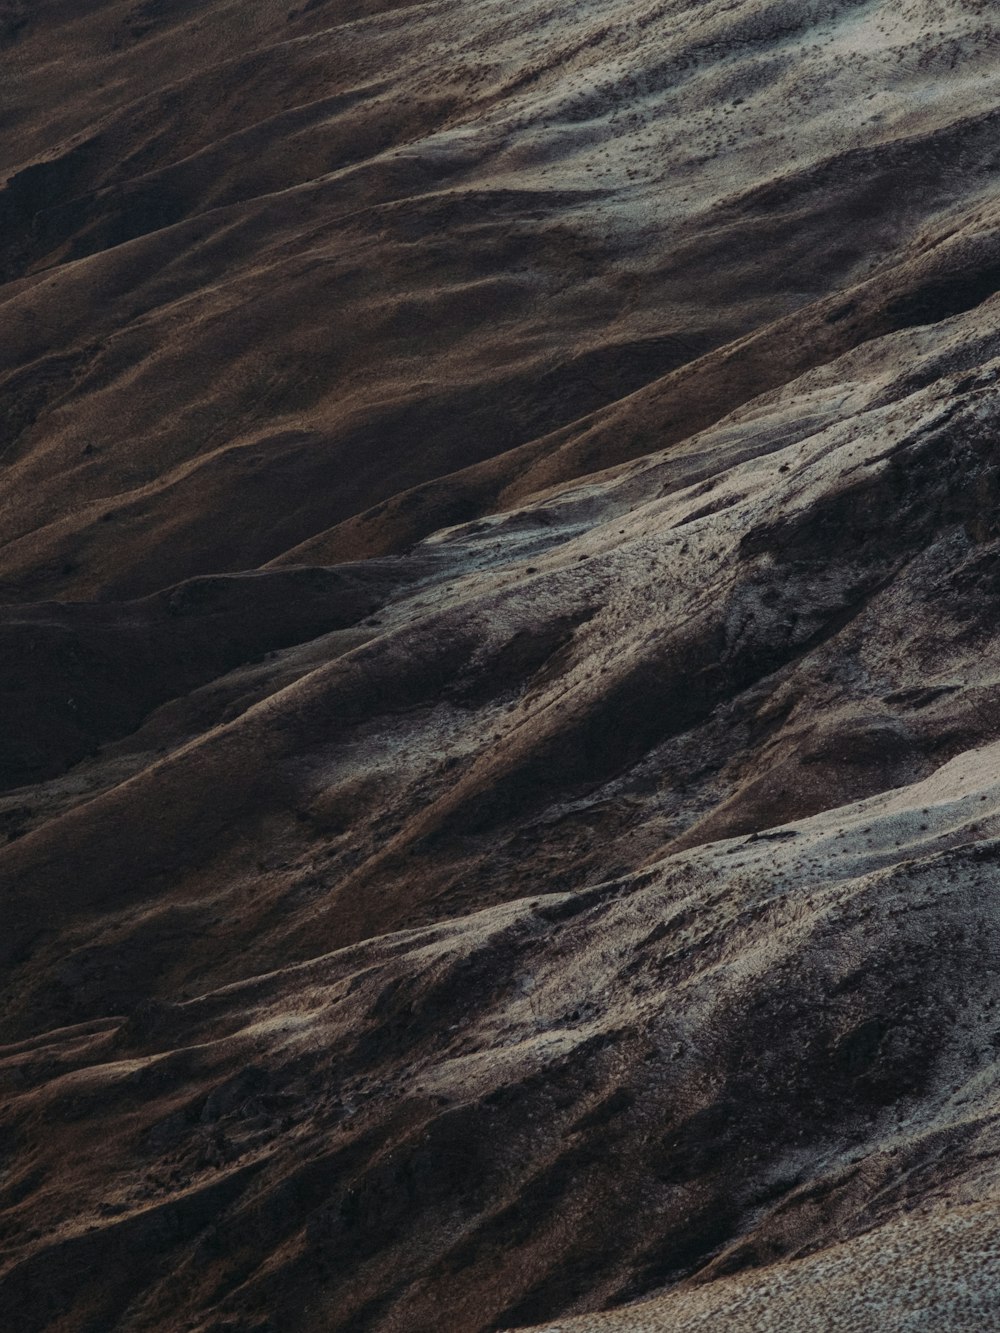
[4,2,1000,1330]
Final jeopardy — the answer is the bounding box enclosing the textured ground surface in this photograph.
[4,1,1000,1330]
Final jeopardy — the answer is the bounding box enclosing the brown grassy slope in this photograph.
[4,2,1000,1332]
[4,0,1000,599]
[5,297,1000,1330]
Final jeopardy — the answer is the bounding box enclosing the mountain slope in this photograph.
[4,0,1000,601]
[3,2,1000,1331]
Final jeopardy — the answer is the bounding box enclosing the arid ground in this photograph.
[4,1,1000,1329]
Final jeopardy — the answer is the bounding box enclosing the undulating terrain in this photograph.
[4,0,1000,1329]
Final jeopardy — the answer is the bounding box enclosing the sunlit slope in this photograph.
[2,0,999,597]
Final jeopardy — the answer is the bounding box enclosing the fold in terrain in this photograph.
[4,1,1000,1331]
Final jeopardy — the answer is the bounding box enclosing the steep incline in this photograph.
[4,2,1000,1332]
[3,0,1000,600]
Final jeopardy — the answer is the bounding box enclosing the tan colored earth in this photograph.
[4,1,1000,1330]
